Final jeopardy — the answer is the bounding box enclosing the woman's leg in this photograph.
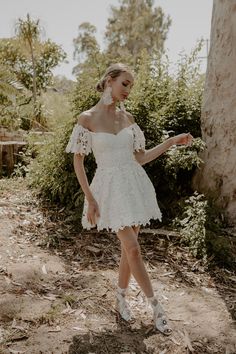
[115,225,145,321]
[116,226,154,298]
[118,225,140,289]
[116,226,172,335]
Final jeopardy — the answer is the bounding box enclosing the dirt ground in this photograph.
[0,178,235,354]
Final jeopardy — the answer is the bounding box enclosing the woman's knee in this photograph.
[117,226,141,259]
[127,244,141,260]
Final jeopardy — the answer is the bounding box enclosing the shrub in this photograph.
[173,191,234,268]
[173,192,208,258]
[29,46,205,225]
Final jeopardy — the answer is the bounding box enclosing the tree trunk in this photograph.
[30,42,37,107]
[192,0,236,224]
[28,39,39,128]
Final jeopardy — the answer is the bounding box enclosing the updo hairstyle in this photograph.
[96,63,133,93]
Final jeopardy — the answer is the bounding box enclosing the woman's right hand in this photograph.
[87,198,100,225]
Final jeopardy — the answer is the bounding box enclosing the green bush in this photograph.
[29,47,205,225]
[173,191,234,267]
[173,192,208,258]
[127,48,205,222]
[29,117,94,206]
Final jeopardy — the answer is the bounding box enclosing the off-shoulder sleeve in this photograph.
[131,123,146,152]
[65,124,92,155]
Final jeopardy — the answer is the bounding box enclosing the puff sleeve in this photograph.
[65,124,92,155]
[131,123,146,152]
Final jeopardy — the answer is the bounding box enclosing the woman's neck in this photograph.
[96,98,119,113]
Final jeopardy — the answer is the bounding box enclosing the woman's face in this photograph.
[109,72,134,102]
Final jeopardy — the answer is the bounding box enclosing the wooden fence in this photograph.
[0,128,52,177]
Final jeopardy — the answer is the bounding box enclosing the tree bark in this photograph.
[192,0,236,224]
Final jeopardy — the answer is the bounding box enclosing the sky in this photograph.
[0,0,213,80]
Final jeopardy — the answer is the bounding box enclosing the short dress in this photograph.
[65,122,162,232]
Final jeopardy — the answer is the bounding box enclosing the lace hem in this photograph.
[82,214,162,233]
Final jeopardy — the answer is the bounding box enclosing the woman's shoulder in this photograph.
[126,111,135,124]
[77,110,94,130]
[118,110,135,125]
[78,109,135,129]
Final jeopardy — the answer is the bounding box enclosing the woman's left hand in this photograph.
[172,132,193,147]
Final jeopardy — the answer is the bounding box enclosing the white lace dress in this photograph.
[66,122,162,232]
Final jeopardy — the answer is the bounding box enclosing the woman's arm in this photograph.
[72,113,100,225]
[73,154,95,202]
[126,112,193,166]
[73,153,100,225]
[135,133,193,166]
[73,112,95,202]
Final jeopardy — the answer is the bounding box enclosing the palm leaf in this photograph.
[0,63,24,97]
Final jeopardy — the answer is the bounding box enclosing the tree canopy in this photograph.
[105,0,171,61]
[72,0,171,74]
[0,14,66,128]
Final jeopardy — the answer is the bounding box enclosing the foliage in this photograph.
[173,192,208,258]
[12,130,54,177]
[28,116,95,210]
[15,13,41,43]
[104,0,171,63]
[51,75,76,93]
[0,61,37,130]
[0,14,66,129]
[12,148,32,178]
[164,138,205,179]
[125,46,205,222]
[0,63,22,96]
[0,62,24,129]
[72,0,171,73]
[0,39,66,96]
[40,90,74,131]
[29,45,205,227]
[73,22,100,76]
[173,191,234,268]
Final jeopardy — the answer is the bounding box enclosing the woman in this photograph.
[66,63,193,335]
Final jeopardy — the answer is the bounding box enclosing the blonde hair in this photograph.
[96,63,133,93]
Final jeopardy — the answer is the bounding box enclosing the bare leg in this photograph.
[116,226,154,298]
[118,225,140,289]
[115,226,172,334]
[116,226,172,334]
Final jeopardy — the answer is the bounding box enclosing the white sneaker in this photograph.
[148,296,172,336]
[115,287,132,321]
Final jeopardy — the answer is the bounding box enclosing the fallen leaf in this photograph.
[85,245,101,254]
[89,331,94,344]
[170,336,181,345]
[4,276,11,284]
[43,293,58,301]
[25,290,35,296]
[42,264,47,274]
[179,329,194,352]
[11,281,23,287]
[160,271,177,277]
[161,294,168,300]
[48,325,61,332]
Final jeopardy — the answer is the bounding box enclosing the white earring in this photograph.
[102,86,113,105]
